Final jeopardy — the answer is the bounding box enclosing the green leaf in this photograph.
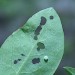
[0,8,64,75]
[64,67,75,75]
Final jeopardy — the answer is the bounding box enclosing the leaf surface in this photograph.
[0,8,64,75]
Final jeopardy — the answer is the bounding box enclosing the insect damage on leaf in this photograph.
[40,17,47,25]
[14,60,18,64]
[14,59,22,64]
[0,8,64,75]
[50,16,54,20]
[32,58,40,64]
[34,16,47,40]
[18,59,21,61]
[21,54,25,56]
[14,54,25,64]
[37,42,45,51]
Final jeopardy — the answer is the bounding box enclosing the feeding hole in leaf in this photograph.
[50,16,54,20]
[40,16,47,25]
[14,60,18,64]
[18,59,21,61]
[44,56,48,63]
[34,26,42,40]
[14,59,22,64]
[32,58,40,64]
[21,54,25,56]
[34,16,47,40]
[37,42,45,51]
[13,54,25,64]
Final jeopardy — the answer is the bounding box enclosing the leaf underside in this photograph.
[0,8,64,75]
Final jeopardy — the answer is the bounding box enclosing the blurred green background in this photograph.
[0,0,75,75]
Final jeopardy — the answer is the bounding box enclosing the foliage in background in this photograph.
[64,67,75,75]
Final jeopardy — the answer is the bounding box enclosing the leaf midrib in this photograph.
[16,41,38,75]
[16,37,49,75]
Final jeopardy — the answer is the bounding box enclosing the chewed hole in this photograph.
[21,54,25,56]
[44,56,48,62]
[34,16,47,40]
[50,16,54,19]
[37,42,45,49]
[14,59,22,64]
[32,58,40,64]
[14,60,18,64]
[18,59,21,61]
[40,16,47,25]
